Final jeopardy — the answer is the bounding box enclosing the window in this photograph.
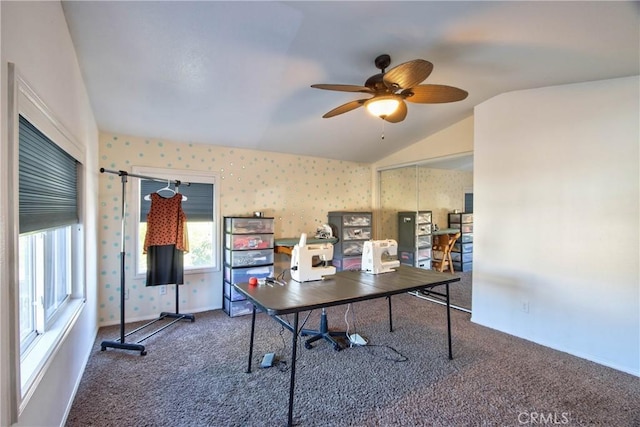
[133,167,219,276]
[9,66,86,411]
[19,227,72,353]
[18,115,78,356]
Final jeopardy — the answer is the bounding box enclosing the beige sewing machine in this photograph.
[290,233,336,282]
[361,239,400,274]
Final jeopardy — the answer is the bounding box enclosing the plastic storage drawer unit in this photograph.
[223,216,275,317]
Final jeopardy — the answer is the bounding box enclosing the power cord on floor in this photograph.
[344,303,369,347]
[343,302,407,361]
[363,344,408,363]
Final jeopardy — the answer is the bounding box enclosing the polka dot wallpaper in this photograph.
[418,166,473,229]
[379,166,418,239]
[98,132,372,325]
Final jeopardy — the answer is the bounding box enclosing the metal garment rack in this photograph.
[99,168,195,356]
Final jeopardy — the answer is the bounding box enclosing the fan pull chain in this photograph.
[381,118,385,140]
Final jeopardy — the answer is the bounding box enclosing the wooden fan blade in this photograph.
[311,84,374,94]
[402,84,468,104]
[384,100,408,123]
[323,99,367,118]
[383,59,433,90]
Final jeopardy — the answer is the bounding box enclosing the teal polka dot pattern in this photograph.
[98,132,371,326]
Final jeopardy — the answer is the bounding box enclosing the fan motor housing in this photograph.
[364,73,387,92]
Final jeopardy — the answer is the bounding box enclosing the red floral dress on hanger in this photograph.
[143,193,189,286]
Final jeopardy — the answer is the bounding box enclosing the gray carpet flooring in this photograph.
[66,274,639,426]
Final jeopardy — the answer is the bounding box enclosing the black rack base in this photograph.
[160,311,195,322]
[100,312,195,356]
[100,340,147,356]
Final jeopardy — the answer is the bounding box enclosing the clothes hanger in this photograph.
[144,179,187,201]
[174,182,187,201]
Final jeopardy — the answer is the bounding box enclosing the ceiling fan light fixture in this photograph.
[365,96,400,118]
[311,54,467,123]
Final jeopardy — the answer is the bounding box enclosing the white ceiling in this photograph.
[61,1,639,165]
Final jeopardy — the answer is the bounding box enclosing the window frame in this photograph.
[131,166,221,278]
[8,64,86,415]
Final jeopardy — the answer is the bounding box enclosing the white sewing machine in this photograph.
[290,233,336,282]
[361,239,400,274]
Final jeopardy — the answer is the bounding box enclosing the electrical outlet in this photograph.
[521,300,529,313]
[159,285,167,295]
[124,288,129,300]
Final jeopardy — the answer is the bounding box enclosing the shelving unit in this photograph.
[327,211,372,271]
[223,216,275,317]
[448,213,473,272]
[397,211,432,270]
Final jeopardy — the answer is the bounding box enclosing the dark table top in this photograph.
[234,265,460,315]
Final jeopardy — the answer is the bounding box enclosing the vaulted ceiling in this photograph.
[62,1,639,164]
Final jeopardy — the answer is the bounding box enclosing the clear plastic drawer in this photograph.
[416,224,432,235]
[224,297,262,317]
[332,257,361,271]
[418,248,432,260]
[453,261,472,272]
[343,227,371,241]
[225,233,274,250]
[453,243,473,253]
[399,251,414,265]
[342,215,371,227]
[449,213,472,224]
[225,217,274,234]
[342,241,365,256]
[224,265,273,284]
[224,281,246,301]
[417,235,432,248]
[417,212,431,223]
[416,260,431,270]
[451,252,472,262]
[225,249,273,267]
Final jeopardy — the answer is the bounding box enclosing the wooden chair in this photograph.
[431,232,461,273]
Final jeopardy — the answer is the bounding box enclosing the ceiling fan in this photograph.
[311,54,468,123]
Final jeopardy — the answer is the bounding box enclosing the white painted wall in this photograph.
[472,76,639,375]
[1,2,99,426]
[374,115,474,169]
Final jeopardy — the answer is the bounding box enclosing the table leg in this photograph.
[446,283,453,360]
[387,296,393,332]
[246,305,257,373]
[288,312,299,427]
